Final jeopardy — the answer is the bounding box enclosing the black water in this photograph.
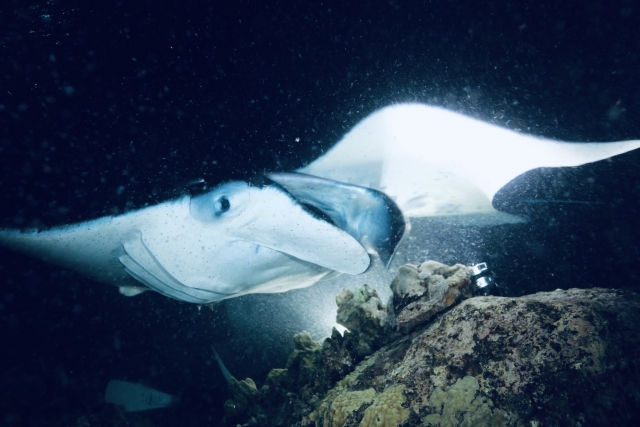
[1,1,639,425]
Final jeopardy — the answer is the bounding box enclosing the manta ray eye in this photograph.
[214,196,231,214]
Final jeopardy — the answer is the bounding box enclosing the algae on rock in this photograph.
[423,376,508,427]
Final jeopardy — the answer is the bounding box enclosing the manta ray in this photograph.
[1,103,638,303]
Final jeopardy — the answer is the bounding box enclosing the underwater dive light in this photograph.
[470,263,498,296]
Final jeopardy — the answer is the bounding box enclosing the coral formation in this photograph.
[391,260,473,333]
[336,284,392,344]
[222,377,260,422]
[309,363,410,427]
[360,385,409,427]
[310,387,376,427]
[220,327,377,426]
[286,331,323,387]
[232,378,259,406]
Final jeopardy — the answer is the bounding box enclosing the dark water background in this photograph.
[1,0,639,425]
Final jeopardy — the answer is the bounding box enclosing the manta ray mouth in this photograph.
[299,202,336,226]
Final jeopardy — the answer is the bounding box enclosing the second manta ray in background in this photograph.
[298,103,640,225]
[1,103,639,303]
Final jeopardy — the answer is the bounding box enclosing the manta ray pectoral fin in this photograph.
[119,233,225,304]
[267,172,409,268]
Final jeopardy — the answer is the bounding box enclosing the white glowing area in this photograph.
[333,324,348,336]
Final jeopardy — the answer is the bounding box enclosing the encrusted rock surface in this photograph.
[221,261,640,427]
[391,261,473,334]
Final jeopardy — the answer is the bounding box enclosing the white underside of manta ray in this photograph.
[1,103,639,303]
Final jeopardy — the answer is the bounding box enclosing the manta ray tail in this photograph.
[212,345,235,384]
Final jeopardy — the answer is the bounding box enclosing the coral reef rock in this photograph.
[221,261,640,427]
[221,329,375,426]
[391,260,473,334]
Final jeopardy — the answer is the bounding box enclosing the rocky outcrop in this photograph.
[221,261,640,427]
[311,287,640,426]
